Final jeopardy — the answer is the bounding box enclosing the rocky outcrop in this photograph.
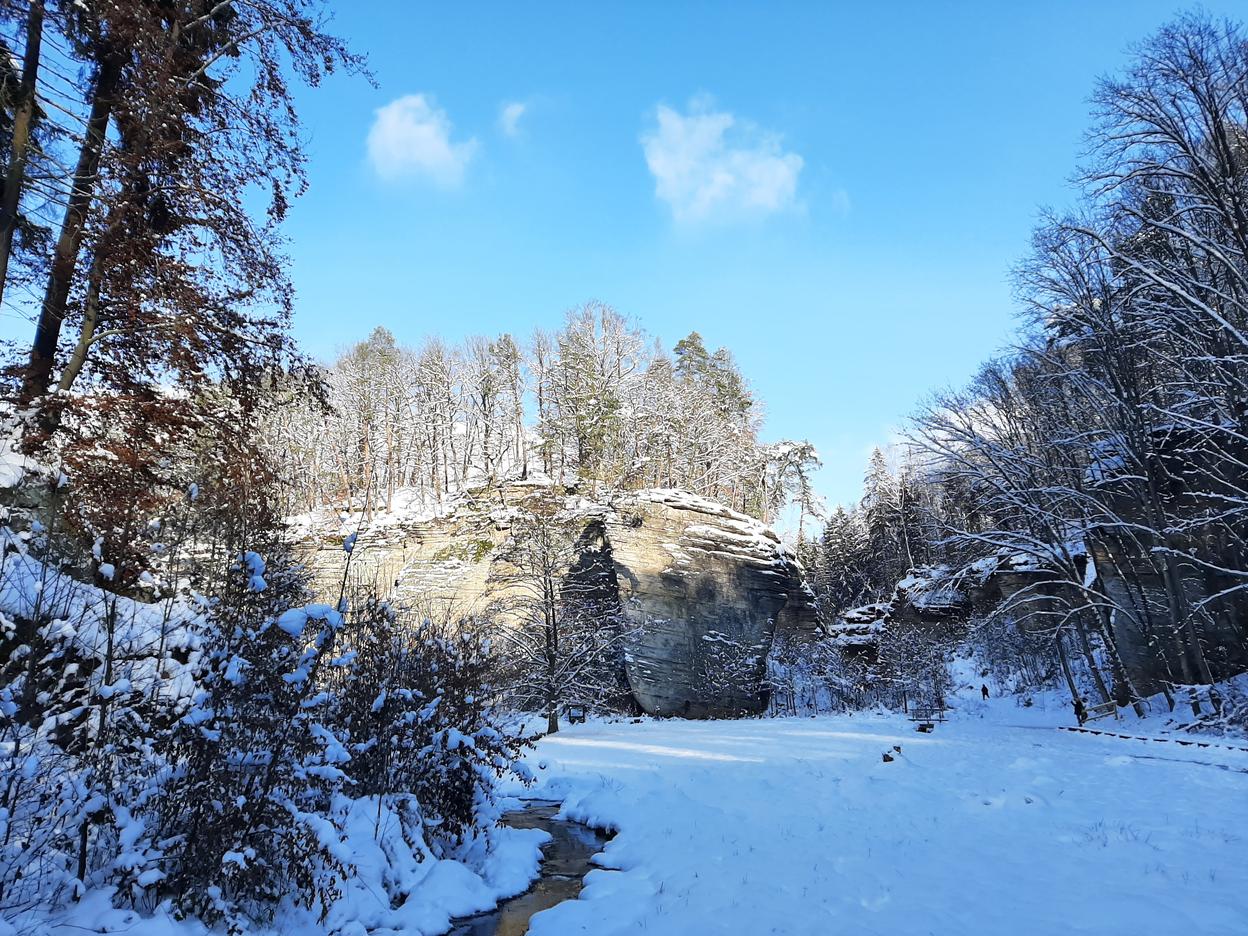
[831,556,1085,660]
[293,482,818,717]
[605,490,819,717]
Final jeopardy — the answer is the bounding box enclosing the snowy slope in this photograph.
[509,708,1248,935]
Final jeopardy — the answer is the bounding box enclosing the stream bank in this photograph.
[448,800,612,935]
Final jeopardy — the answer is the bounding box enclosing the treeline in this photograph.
[806,446,943,617]
[804,12,1248,719]
[265,303,820,524]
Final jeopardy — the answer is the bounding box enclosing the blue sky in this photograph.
[284,0,1243,510]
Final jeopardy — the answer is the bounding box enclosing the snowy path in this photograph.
[510,707,1248,935]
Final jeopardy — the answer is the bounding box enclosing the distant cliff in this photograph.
[294,481,818,717]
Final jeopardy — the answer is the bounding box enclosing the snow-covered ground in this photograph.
[509,702,1248,935]
[26,697,1248,935]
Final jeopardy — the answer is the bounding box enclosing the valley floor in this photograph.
[507,700,1248,936]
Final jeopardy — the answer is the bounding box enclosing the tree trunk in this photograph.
[385,418,394,511]
[56,202,131,394]
[1072,611,1113,705]
[1056,631,1081,713]
[1089,590,1145,716]
[23,53,122,405]
[55,250,104,395]
[544,573,559,734]
[0,0,45,308]
[1140,450,1215,704]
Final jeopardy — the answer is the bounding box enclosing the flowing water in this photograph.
[448,801,612,936]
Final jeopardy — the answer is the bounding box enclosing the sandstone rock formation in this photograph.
[605,489,819,716]
[294,482,818,717]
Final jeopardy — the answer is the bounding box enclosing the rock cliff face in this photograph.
[836,536,1248,699]
[294,483,818,718]
[604,490,818,716]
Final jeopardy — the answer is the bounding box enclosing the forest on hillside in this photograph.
[264,308,819,526]
[797,13,1248,726]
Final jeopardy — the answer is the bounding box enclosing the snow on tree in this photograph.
[488,508,630,733]
[263,311,819,527]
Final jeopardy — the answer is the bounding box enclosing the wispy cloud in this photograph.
[366,94,477,187]
[498,100,528,138]
[641,97,804,223]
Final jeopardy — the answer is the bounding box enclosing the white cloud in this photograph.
[641,97,803,223]
[366,94,477,187]
[498,100,528,138]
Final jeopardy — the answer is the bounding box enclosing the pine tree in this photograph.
[860,447,904,595]
[815,506,871,618]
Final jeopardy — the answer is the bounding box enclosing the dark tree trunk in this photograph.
[23,53,121,405]
[0,0,45,307]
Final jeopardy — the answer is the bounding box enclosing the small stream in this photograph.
[448,800,612,936]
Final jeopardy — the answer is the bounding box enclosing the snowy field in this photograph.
[509,703,1248,936]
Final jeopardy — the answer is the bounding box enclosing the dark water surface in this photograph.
[448,801,612,936]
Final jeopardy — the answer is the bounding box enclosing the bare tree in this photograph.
[488,508,627,733]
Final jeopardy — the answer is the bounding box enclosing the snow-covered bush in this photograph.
[327,598,533,858]
[873,617,957,709]
[766,633,861,715]
[0,475,534,932]
[154,542,353,926]
[0,515,202,921]
[966,611,1064,697]
[695,628,768,716]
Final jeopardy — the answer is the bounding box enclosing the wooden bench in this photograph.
[566,705,587,725]
[1083,700,1118,723]
[908,706,947,732]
